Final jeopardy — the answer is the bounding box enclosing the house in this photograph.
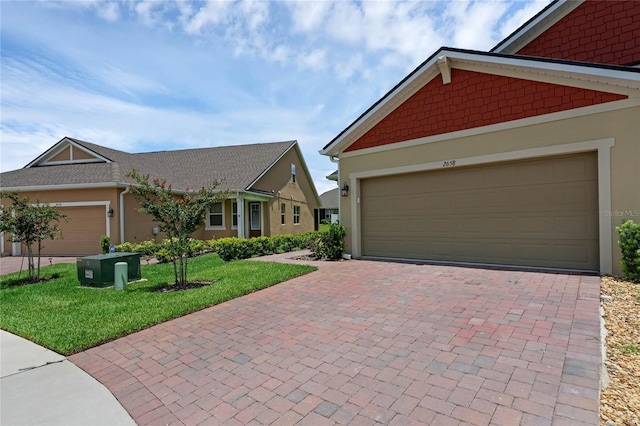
[1,137,320,256]
[318,188,339,223]
[321,0,640,274]
[314,170,340,227]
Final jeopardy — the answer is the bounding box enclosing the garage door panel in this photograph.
[35,206,106,256]
[361,152,598,271]
[554,243,596,266]
[553,215,592,235]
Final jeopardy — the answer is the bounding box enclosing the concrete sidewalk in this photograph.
[0,330,135,426]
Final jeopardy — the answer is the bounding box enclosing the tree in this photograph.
[126,170,228,285]
[0,191,68,281]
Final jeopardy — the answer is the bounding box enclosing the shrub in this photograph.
[616,220,640,283]
[311,222,346,261]
[136,240,161,256]
[100,235,111,254]
[115,241,135,253]
[154,247,172,264]
[114,232,320,263]
[211,233,318,262]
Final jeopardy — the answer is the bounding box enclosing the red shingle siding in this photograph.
[344,69,626,152]
[516,0,640,66]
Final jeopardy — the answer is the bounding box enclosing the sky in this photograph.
[1,0,550,195]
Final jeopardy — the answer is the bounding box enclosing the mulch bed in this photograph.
[600,276,640,425]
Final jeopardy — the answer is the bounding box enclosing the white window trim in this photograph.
[205,201,226,230]
[293,205,300,225]
[280,203,286,225]
[291,163,297,183]
[231,202,238,230]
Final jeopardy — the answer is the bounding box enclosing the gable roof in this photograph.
[1,137,303,194]
[319,188,339,209]
[321,47,640,156]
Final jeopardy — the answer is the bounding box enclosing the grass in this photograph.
[617,343,640,355]
[319,223,331,232]
[0,254,315,355]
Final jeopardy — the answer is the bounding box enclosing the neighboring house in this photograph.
[318,188,339,223]
[321,0,640,275]
[1,137,320,256]
[314,170,340,227]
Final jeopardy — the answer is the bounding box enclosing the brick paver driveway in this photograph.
[70,253,601,425]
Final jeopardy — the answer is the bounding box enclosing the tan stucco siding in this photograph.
[124,196,241,244]
[252,147,319,235]
[1,188,121,256]
[339,105,640,274]
[49,146,71,162]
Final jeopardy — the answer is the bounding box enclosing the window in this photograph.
[293,205,300,224]
[291,163,296,183]
[207,202,224,229]
[281,203,286,225]
[232,202,238,229]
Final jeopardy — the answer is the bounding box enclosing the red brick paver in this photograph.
[70,252,601,425]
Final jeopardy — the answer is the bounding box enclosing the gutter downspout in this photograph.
[119,187,130,244]
[330,155,351,260]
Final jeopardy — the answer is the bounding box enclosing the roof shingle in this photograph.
[1,138,297,192]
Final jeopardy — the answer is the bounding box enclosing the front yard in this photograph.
[0,254,315,355]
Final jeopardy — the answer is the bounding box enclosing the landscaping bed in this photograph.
[0,253,315,355]
[600,276,640,425]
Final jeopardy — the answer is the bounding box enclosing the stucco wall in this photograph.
[252,147,319,235]
[339,105,640,274]
[1,187,121,255]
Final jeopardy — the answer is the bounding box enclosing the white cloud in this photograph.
[297,48,328,71]
[184,1,231,34]
[1,0,550,191]
[499,0,552,40]
[444,0,509,50]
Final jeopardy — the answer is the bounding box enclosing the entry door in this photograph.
[249,202,261,238]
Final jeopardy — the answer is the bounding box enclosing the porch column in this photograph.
[237,194,245,238]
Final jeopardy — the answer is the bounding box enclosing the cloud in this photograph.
[287,1,332,33]
[499,0,552,40]
[1,0,550,192]
[184,1,231,34]
[443,0,509,50]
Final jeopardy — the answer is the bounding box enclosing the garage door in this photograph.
[361,152,599,271]
[33,206,107,256]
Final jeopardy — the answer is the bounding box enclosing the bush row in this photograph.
[113,227,347,263]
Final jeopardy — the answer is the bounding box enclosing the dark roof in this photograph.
[1,138,297,192]
[319,188,339,209]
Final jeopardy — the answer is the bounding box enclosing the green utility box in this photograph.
[77,253,141,287]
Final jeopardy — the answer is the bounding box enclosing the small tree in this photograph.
[126,170,228,285]
[0,191,68,281]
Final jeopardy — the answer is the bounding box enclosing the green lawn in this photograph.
[0,254,315,355]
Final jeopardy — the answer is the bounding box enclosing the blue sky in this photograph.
[1,0,549,195]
